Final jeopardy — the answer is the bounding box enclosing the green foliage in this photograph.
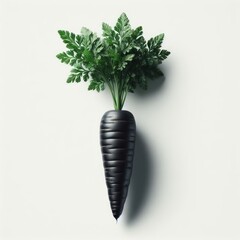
[56,13,170,110]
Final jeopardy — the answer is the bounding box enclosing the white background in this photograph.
[1,0,240,239]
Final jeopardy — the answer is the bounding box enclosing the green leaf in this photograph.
[154,33,164,46]
[65,63,84,83]
[56,52,69,64]
[83,49,94,63]
[124,54,135,62]
[56,13,170,109]
[147,33,164,51]
[58,30,79,51]
[67,73,81,83]
[159,49,171,60]
[102,23,113,37]
[114,13,130,31]
[114,13,131,38]
[81,27,92,36]
[83,71,90,81]
[66,50,74,57]
[117,54,135,70]
[132,26,143,39]
[88,79,105,92]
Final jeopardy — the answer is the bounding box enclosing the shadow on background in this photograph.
[134,70,166,98]
[125,131,155,224]
[134,65,170,99]
[124,65,169,224]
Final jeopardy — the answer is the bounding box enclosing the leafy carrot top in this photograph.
[57,13,170,110]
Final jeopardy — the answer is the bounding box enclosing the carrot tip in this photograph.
[114,215,119,223]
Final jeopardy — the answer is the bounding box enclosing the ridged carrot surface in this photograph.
[100,110,136,220]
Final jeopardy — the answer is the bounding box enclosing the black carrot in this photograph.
[56,13,170,219]
[100,110,136,220]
